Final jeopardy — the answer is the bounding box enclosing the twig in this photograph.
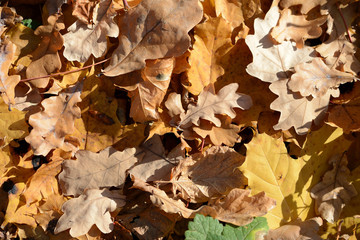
[336,3,353,43]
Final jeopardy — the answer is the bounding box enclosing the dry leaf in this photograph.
[71,0,98,24]
[54,189,126,237]
[288,58,354,98]
[63,0,118,62]
[0,38,20,106]
[170,146,246,203]
[279,0,326,14]
[270,8,326,48]
[103,0,203,76]
[178,83,252,129]
[128,58,175,122]
[25,15,64,89]
[25,85,82,156]
[59,147,141,197]
[265,217,323,240]
[23,157,63,205]
[310,154,358,223]
[246,6,315,83]
[184,16,233,95]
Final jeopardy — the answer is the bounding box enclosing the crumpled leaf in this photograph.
[288,58,355,98]
[63,0,118,62]
[23,157,63,205]
[25,85,82,156]
[184,16,233,95]
[54,189,126,237]
[270,8,327,48]
[264,217,323,240]
[269,79,337,135]
[245,6,315,83]
[103,0,203,76]
[71,0,98,24]
[170,146,246,203]
[0,38,20,106]
[178,83,252,129]
[25,15,64,89]
[0,7,23,35]
[59,147,141,197]
[128,58,175,122]
[310,154,358,223]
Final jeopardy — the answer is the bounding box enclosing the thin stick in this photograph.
[336,3,353,43]
[20,58,110,82]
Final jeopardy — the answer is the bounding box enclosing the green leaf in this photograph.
[21,19,41,30]
[185,215,269,240]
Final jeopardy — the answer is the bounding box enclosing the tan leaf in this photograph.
[246,6,315,83]
[279,0,326,14]
[103,0,203,76]
[25,85,82,156]
[25,15,64,88]
[170,146,246,203]
[54,189,126,237]
[59,147,141,197]
[192,116,241,146]
[0,38,20,106]
[128,135,184,182]
[184,16,233,95]
[72,0,98,24]
[164,92,185,118]
[23,157,63,205]
[0,7,22,35]
[288,58,355,98]
[269,79,337,135]
[63,0,119,62]
[270,8,326,48]
[128,58,175,122]
[179,83,252,129]
[12,82,42,112]
[197,189,276,226]
[264,217,323,240]
[310,154,358,223]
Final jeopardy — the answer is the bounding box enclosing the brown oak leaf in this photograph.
[103,0,203,76]
[310,154,358,223]
[270,8,327,48]
[54,189,126,237]
[128,58,175,122]
[178,83,252,129]
[71,0,98,24]
[0,38,20,106]
[288,58,355,98]
[170,146,246,203]
[63,0,118,62]
[265,217,323,240]
[25,15,64,89]
[25,85,82,156]
[59,147,141,197]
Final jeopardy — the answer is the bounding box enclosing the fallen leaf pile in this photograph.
[0,0,360,239]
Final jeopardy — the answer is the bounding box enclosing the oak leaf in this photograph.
[59,147,141,197]
[170,146,246,203]
[71,0,98,24]
[103,0,203,76]
[269,79,337,135]
[310,154,357,223]
[54,189,126,237]
[0,38,20,106]
[25,85,82,156]
[270,8,326,48]
[279,0,326,14]
[23,157,63,205]
[63,0,119,62]
[184,16,233,95]
[264,217,323,240]
[128,58,175,122]
[178,83,252,129]
[288,58,355,98]
[25,15,64,89]
[246,6,315,83]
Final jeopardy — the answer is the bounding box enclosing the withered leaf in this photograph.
[310,154,358,223]
[170,146,246,203]
[59,147,142,197]
[54,189,126,237]
[103,0,203,76]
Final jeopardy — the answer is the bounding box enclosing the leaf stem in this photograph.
[336,3,353,43]
[20,58,110,83]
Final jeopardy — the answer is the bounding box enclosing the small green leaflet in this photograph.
[185,215,269,240]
